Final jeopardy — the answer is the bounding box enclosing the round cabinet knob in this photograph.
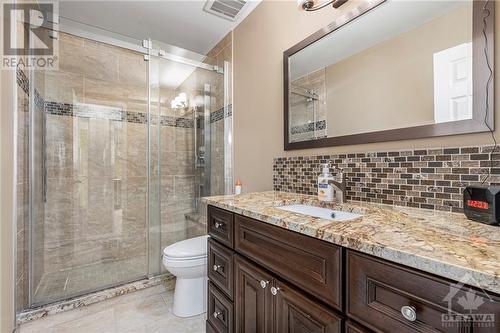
[213,311,222,319]
[214,222,221,229]
[260,280,269,289]
[270,286,280,296]
[213,265,222,272]
[401,305,417,322]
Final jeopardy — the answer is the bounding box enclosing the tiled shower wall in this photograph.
[171,32,232,223]
[273,146,500,213]
[206,32,233,197]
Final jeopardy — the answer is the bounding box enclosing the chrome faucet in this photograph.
[328,168,348,203]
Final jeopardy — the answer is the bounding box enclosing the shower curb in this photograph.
[17,274,173,324]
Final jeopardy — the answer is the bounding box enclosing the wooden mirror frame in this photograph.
[284,0,494,150]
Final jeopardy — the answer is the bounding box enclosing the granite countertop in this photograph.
[202,191,500,295]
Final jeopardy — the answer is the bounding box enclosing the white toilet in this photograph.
[162,235,209,317]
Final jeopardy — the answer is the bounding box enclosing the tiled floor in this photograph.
[32,256,147,306]
[18,284,206,333]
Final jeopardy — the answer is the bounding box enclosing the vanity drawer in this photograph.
[345,321,372,333]
[208,238,234,300]
[347,251,500,333]
[234,214,343,310]
[208,281,234,333]
[208,205,234,249]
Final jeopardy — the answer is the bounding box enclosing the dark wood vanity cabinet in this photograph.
[345,321,373,333]
[234,254,342,333]
[273,277,342,332]
[234,255,274,333]
[207,205,500,333]
[235,214,343,310]
[208,281,234,333]
[208,205,234,248]
[347,252,500,333]
[208,238,234,299]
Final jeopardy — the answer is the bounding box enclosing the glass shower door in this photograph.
[147,47,223,275]
[29,32,149,306]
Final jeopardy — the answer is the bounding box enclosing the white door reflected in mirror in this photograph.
[433,42,473,123]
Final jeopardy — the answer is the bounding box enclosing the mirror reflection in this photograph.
[288,0,473,143]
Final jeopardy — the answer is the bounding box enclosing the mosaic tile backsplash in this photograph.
[273,146,500,213]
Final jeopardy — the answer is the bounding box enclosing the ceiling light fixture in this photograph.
[171,92,188,109]
[298,0,349,11]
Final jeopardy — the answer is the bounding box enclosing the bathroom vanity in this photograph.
[204,192,500,333]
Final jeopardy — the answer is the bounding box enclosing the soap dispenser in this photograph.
[318,163,335,202]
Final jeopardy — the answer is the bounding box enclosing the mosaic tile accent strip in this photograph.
[290,120,326,135]
[17,71,196,128]
[273,145,500,213]
[76,103,122,121]
[124,110,148,124]
[17,67,29,95]
[17,68,44,114]
[45,101,73,116]
[44,101,194,127]
[210,105,232,124]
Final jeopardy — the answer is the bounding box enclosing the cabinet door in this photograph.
[274,278,342,333]
[234,255,273,333]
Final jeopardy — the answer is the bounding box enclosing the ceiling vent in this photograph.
[204,0,247,21]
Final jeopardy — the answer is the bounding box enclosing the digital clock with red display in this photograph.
[466,200,489,210]
[463,186,499,225]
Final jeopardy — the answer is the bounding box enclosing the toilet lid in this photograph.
[163,235,209,259]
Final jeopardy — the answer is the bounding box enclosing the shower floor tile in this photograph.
[18,283,206,333]
[32,256,147,306]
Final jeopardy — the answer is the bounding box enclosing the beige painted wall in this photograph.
[325,4,471,137]
[233,0,500,193]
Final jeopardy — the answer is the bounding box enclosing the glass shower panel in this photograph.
[29,32,149,306]
[148,50,221,273]
[147,53,161,277]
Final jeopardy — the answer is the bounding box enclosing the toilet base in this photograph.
[172,276,207,317]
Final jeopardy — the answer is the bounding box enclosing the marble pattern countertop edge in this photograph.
[202,191,500,295]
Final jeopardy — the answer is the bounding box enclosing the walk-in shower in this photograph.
[15,20,232,311]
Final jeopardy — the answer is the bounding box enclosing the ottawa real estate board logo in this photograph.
[2,1,58,70]
[441,273,495,329]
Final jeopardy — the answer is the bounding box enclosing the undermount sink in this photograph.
[277,204,363,221]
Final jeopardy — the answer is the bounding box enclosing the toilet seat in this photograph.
[162,256,206,268]
[163,235,209,259]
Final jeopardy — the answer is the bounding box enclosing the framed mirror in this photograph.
[284,0,494,150]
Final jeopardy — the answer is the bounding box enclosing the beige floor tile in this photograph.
[18,283,205,333]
